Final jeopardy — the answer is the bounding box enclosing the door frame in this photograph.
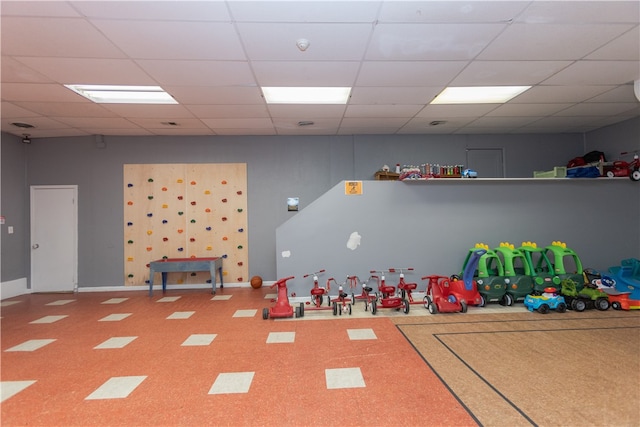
[30,185,78,292]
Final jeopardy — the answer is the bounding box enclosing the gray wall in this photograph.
[1,133,28,281]
[276,179,640,296]
[0,117,637,289]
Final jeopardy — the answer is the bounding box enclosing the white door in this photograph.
[30,186,78,293]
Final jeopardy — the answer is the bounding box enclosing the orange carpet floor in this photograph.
[1,287,477,426]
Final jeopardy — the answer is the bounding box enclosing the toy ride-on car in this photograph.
[422,275,467,314]
[524,287,567,314]
[263,276,304,319]
[559,278,609,311]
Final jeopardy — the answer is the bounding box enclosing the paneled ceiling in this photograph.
[1,1,639,139]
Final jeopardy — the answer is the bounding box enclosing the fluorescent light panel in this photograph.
[262,87,351,104]
[431,86,531,104]
[64,85,177,104]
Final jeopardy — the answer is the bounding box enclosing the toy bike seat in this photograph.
[363,286,373,292]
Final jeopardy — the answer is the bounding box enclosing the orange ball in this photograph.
[250,276,263,289]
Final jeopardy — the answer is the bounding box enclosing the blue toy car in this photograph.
[524,287,567,314]
[462,169,478,178]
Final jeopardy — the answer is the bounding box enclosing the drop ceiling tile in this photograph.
[236,23,372,61]
[586,27,640,60]
[464,116,541,128]
[187,105,270,119]
[478,23,635,60]
[136,60,255,87]
[1,83,86,102]
[73,1,231,21]
[415,104,499,118]
[100,104,196,119]
[15,57,157,85]
[82,128,153,136]
[340,117,410,128]
[215,128,277,136]
[543,61,640,85]
[378,1,530,23]
[486,103,573,117]
[450,61,572,86]
[345,104,423,118]
[201,118,274,129]
[1,1,81,17]
[586,85,638,103]
[91,20,246,60]
[1,17,126,58]
[337,127,400,135]
[516,1,640,24]
[228,1,380,22]
[149,128,214,136]
[356,61,466,86]
[1,102,44,118]
[1,57,53,83]
[13,102,118,118]
[267,105,346,119]
[366,23,506,60]
[166,86,264,105]
[511,85,616,103]
[273,117,341,132]
[251,61,360,86]
[52,117,142,129]
[553,102,638,117]
[350,87,439,105]
[127,118,209,129]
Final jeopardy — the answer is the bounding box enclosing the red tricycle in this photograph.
[389,267,421,305]
[368,270,410,315]
[303,269,332,311]
[350,275,377,311]
[422,275,467,314]
[327,276,355,315]
[605,151,640,181]
[262,276,304,319]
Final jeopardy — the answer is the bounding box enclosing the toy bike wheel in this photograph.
[262,308,269,320]
[460,301,468,313]
[332,302,338,315]
[370,301,377,315]
[428,302,438,314]
[423,295,432,310]
[299,302,305,317]
[311,294,323,307]
[348,303,352,315]
[402,299,410,314]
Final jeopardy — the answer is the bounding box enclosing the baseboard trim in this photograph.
[77,282,264,293]
[1,278,29,300]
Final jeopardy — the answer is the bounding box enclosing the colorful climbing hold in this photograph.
[177,229,184,233]
[127,201,133,205]
[147,213,153,217]
[237,261,243,266]
[127,222,133,226]
[221,198,227,203]
[205,227,212,231]
[222,236,228,241]
[204,190,211,195]
[237,208,243,212]
[162,187,167,191]
[148,195,154,200]
[236,191,242,195]
[146,247,152,251]
[147,230,153,235]
[163,237,169,242]
[190,238,196,242]
[148,178,154,182]
[127,257,134,262]
[237,245,243,249]
[178,211,184,215]
[177,179,183,183]
[178,247,184,252]
[205,208,211,213]
[162,220,168,224]
[238,228,244,232]
[177,196,183,200]
[162,204,168,208]
[191,201,196,205]
[190,181,196,185]
[128,274,134,278]
[190,219,196,223]
[127,183,133,187]
[127,240,134,244]
[221,217,227,221]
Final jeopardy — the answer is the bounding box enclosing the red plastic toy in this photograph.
[389,267,421,305]
[606,151,640,181]
[448,249,486,306]
[262,276,304,319]
[350,275,377,310]
[422,275,467,314]
[327,276,354,315]
[303,269,332,311]
[368,270,410,315]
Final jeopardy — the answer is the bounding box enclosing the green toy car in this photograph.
[559,278,609,311]
[460,243,508,306]
[543,241,584,286]
[519,242,562,295]
[493,242,534,304]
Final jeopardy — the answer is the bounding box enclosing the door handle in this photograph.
[32,243,39,249]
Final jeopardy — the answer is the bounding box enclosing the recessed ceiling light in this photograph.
[262,87,351,104]
[297,121,314,126]
[430,86,531,104]
[11,122,35,129]
[64,85,178,104]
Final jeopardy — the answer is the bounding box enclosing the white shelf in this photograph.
[400,177,631,183]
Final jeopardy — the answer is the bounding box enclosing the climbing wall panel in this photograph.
[123,163,248,286]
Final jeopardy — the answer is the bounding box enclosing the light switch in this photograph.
[8,226,14,234]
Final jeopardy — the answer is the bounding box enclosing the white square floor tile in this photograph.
[264,293,276,299]
[5,339,56,352]
[99,313,132,322]
[94,336,137,349]
[166,311,195,320]
[208,372,254,394]
[1,380,36,402]
[85,376,147,400]
[30,315,68,324]
[325,368,366,389]
[266,332,295,343]
[347,328,378,340]
[101,298,129,304]
[232,309,257,318]
[181,334,217,346]
[45,299,75,306]
[156,296,181,302]
[0,301,21,307]
[212,295,232,301]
